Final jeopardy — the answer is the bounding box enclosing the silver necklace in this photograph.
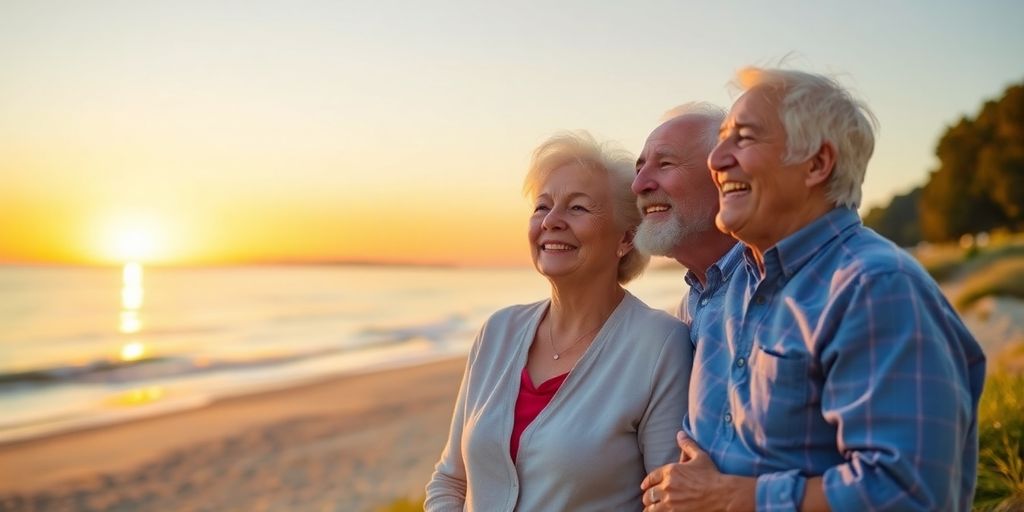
[548,319,602,360]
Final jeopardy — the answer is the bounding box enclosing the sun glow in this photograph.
[115,229,156,261]
[101,216,167,263]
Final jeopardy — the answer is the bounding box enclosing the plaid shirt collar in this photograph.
[742,207,862,281]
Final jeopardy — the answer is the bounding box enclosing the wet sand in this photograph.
[0,357,465,512]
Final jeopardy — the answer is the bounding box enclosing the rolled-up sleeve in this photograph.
[755,469,807,511]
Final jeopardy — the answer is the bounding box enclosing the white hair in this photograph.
[660,101,728,157]
[523,131,650,284]
[735,67,878,208]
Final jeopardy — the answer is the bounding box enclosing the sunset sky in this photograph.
[2,1,1022,266]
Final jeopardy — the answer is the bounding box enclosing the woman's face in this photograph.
[528,163,627,284]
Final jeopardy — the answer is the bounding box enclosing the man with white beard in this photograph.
[632,103,740,329]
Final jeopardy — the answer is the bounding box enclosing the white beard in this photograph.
[633,199,718,257]
[634,214,688,256]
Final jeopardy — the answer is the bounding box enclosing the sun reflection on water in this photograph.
[120,341,146,361]
[118,262,149,360]
[120,262,144,312]
[120,311,141,334]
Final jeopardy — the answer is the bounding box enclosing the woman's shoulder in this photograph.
[484,298,548,329]
[600,294,691,376]
[470,299,547,359]
[619,293,688,337]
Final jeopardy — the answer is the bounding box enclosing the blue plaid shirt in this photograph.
[682,208,986,511]
[679,242,744,345]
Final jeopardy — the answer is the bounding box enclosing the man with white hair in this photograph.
[632,102,740,328]
[640,69,986,511]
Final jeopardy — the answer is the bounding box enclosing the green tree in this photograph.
[977,85,1024,225]
[863,187,922,247]
[919,82,1024,241]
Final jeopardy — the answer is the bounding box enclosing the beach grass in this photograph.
[974,369,1024,511]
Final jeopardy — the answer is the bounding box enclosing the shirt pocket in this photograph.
[747,344,810,446]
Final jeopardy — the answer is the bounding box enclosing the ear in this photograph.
[805,140,836,188]
[618,229,636,258]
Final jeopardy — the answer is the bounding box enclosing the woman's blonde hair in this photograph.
[523,131,649,284]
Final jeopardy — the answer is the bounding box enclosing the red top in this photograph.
[510,367,568,463]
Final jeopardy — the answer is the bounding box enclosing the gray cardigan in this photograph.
[425,292,692,511]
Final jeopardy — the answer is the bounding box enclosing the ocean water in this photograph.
[0,263,687,444]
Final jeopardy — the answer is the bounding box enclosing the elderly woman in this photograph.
[425,132,693,511]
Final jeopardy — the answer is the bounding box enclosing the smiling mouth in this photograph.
[720,182,751,196]
[642,204,671,215]
[541,243,577,251]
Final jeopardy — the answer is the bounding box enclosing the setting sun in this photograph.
[100,216,167,263]
[113,227,157,261]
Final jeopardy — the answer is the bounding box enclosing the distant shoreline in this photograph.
[0,258,685,272]
[0,260,523,270]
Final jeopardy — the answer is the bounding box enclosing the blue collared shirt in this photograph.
[679,242,744,346]
[683,208,986,511]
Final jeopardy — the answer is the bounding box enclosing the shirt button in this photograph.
[723,413,733,424]
[754,295,766,305]
[700,298,708,306]
[736,357,746,368]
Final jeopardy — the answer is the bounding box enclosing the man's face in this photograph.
[708,86,812,249]
[631,116,720,256]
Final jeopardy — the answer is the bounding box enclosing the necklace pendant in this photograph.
[552,354,560,360]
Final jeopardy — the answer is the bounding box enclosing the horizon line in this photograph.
[0,259,533,271]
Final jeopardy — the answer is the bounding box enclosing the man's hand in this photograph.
[640,431,755,511]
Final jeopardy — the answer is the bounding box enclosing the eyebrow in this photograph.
[536,191,594,201]
[719,120,762,138]
[636,148,680,167]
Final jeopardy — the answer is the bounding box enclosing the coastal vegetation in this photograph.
[865,80,1024,246]
[975,369,1024,510]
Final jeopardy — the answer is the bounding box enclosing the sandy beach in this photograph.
[1,293,1017,512]
[0,357,465,512]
